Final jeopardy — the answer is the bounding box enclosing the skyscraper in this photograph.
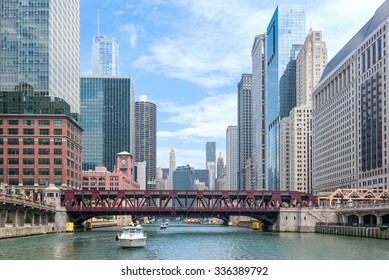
[173,165,195,190]
[226,126,238,190]
[251,34,267,190]
[237,74,252,190]
[134,95,157,190]
[266,5,306,191]
[217,152,224,179]
[92,13,119,76]
[312,0,389,193]
[168,148,176,189]
[0,0,80,114]
[80,76,135,172]
[206,142,216,168]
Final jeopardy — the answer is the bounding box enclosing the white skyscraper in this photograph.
[168,148,176,190]
[92,13,119,76]
[226,126,238,190]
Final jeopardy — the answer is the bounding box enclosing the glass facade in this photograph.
[0,0,80,113]
[266,5,306,191]
[206,141,216,168]
[92,35,119,76]
[80,77,134,172]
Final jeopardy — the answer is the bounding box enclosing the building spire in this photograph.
[97,10,100,36]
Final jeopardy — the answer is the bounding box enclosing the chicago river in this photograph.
[1,224,388,260]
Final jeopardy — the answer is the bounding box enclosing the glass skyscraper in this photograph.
[80,77,134,172]
[206,141,216,167]
[92,35,119,76]
[0,0,80,114]
[266,5,306,191]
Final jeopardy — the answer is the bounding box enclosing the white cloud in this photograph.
[119,24,138,48]
[158,93,237,141]
[307,0,385,59]
[133,1,272,88]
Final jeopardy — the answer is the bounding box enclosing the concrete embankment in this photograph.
[316,224,389,239]
[0,224,58,239]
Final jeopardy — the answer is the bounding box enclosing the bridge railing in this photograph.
[0,193,56,212]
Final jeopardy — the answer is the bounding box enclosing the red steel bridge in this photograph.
[61,190,317,226]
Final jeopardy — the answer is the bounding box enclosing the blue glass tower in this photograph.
[80,77,134,172]
[266,5,306,190]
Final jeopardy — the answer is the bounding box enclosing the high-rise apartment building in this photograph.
[266,5,306,190]
[226,126,238,190]
[312,0,389,193]
[134,95,157,190]
[0,0,80,114]
[251,34,267,190]
[80,76,134,172]
[237,74,252,190]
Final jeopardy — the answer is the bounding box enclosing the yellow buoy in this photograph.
[65,222,74,232]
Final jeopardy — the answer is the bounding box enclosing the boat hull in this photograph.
[118,237,146,248]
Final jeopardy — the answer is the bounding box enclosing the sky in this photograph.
[79,0,385,170]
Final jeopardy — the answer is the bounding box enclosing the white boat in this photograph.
[116,225,147,248]
[160,223,167,229]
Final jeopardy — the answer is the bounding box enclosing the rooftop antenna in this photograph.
[97,10,100,36]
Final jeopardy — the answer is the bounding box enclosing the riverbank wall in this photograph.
[315,224,389,239]
[268,207,338,232]
[0,224,58,239]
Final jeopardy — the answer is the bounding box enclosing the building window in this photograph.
[8,138,19,145]
[38,158,50,165]
[9,179,19,186]
[54,129,62,135]
[23,148,34,155]
[54,169,62,175]
[54,149,62,155]
[8,128,18,135]
[38,148,50,155]
[23,179,34,186]
[23,168,34,175]
[23,128,35,135]
[23,158,34,165]
[54,139,62,145]
[8,120,18,125]
[23,120,34,126]
[38,120,50,126]
[8,148,19,155]
[39,178,49,186]
[38,168,50,175]
[54,158,62,165]
[54,120,62,126]
[38,139,50,145]
[39,129,50,135]
[23,138,34,145]
[8,168,19,175]
[8,158,19,165]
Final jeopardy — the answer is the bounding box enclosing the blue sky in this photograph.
[80,0,384,169]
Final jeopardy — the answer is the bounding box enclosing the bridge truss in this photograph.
[61,190,317,225]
